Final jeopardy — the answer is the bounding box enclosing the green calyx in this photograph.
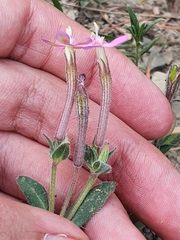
[84,143,116,174]
[169,65,179,83]
[44,134,70,164]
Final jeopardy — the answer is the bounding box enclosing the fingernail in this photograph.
[44,233,78,240]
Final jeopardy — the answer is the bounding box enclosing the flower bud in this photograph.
[166,64,180,102]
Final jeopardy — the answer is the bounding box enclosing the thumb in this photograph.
[0,196,89,240]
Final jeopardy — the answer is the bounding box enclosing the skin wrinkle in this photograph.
[84,56,98,89]
[13,73,44,141]
[0,198,23,240]
[0,60,64,142]
[10,0,35,62]
[0,197,39,240]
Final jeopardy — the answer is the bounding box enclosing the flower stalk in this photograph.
[94,47,112,148]
[49,162,58,212]
[60,166,79,217]
[73,74,89,167]
[66,173,97,220]
[60,74,89,216]
[55,45,77,141]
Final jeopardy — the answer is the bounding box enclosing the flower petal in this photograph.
[103,35,130,47]
[42,39,62,47]
[76,37,93,46]
[56,31,70,44]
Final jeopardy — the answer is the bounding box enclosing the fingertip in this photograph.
[0,197,89,240]
[141,94,175,140]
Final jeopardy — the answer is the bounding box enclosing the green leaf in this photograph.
[140,37,158,56]
[44,134,54,154]
[173,99,180,102]
[51,0,63,12]
[127,5,139,33]
[84,145,98,167]
[16,176,49,210]
[123,52,136,59]
[108,147,116,159]
[123,25,136,39]
[98,143,109,163]
[169,65,179,82]
[131,25,138,39]
[93,161,112,174]
[52,141,70,163]
[155,133,180,154]
[100,34,115,42]
[142,18,164,36]
[138,22,146,39]
[44,135,70,164]
[80,0,89,7]
[71,182,116,227]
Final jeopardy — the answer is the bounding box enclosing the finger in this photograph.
[0,0,174,139]
[0,132,145,240]
[1,67,179,240]
[1,110,180,240]
[103,123,180,239]
[0,196,89,240]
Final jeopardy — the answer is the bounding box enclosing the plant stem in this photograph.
[66,174,97,220]
[49,162,57,212]
[60,167,79,217]
[135,43,139,66]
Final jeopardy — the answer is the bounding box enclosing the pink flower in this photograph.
[88,22,130,48]
[42,26,92,49]
[43,24,130,50]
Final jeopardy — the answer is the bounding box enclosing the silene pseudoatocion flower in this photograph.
[43,23,130,50]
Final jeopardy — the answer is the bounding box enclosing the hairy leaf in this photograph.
[71,182,116,227]
[16,176,49,210]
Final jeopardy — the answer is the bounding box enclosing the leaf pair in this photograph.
[84,144,116,174]
[16,176,115,227]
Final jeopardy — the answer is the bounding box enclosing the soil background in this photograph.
[46,0,180,239]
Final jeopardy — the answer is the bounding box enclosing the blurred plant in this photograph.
[51,0,63,11]
[79,0,108,8]
[153,64,180,151]
[122,5,164,66]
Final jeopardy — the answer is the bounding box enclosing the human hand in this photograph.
[0,0,179,239]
